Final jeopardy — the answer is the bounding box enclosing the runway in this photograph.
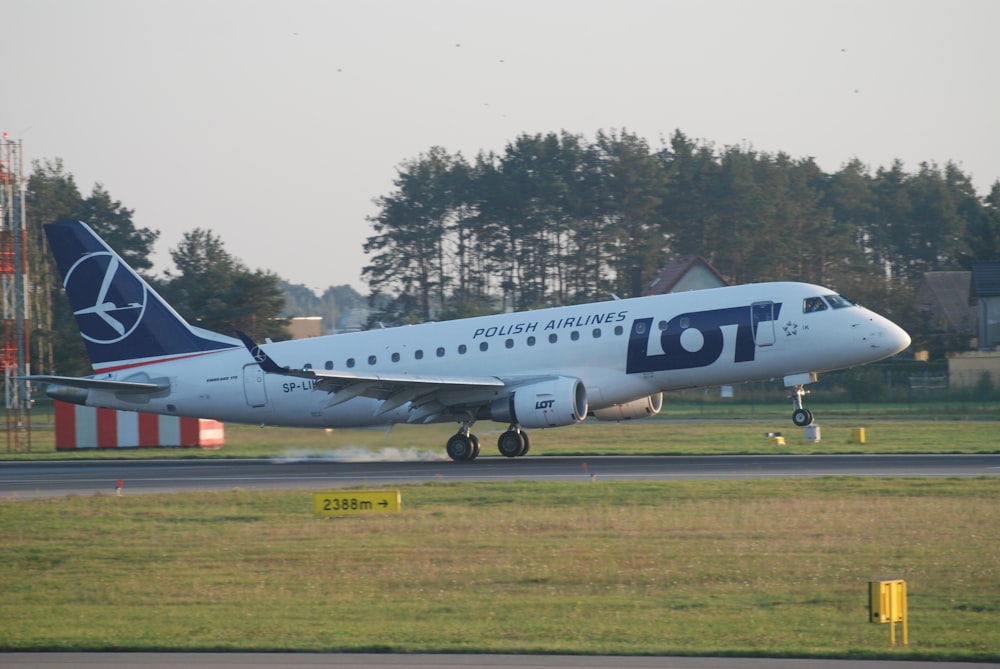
[3,453,999,499]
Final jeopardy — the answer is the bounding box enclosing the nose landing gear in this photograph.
[790,384,814,426]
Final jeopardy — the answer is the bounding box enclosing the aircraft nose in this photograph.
[871,316,911,356]
[855,311,910,359]
[887,321,912,355]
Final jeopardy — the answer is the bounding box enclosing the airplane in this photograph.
[23,220,911,461]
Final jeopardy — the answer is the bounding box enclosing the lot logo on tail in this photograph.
[65,252,148,344]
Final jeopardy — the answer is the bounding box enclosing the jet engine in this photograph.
[591,392,663,421]
[488,376,588,429]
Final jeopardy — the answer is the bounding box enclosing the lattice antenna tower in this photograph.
[0,132,31,452]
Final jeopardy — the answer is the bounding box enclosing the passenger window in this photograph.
[592,328,601,338]
[415,350,423,360]
[479,341,488,352]
[549,333,558,343]
[324,361,333,370]
[436,347,445,357]
[803,297,828,313]
[303,363,313,370]
[458,344,467,354]
[368,355,377,365]
[391,352,400,362]
[571,331,580,341]
[347,358,356,368]
[527,336,536,346]
[614,325,624,336]
[505,339,514,349]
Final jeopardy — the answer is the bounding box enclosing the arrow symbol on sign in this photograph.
[379,500,388,508]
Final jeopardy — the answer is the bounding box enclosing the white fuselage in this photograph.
[81,282,910,429]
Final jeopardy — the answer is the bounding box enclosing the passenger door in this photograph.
[751,301,776,347]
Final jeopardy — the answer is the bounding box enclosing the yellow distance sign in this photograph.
[313,490,401,517]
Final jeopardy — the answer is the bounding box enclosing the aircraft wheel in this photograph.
[446,433,476,462]
[518,430,530,456]
[470,434,481,460]
[497,431,522,458]
[792,408,814,427]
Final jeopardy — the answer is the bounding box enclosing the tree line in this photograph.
[363,129,1000,357]
[19,128,1000,375]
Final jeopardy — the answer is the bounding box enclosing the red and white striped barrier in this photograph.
[54,401,224,450]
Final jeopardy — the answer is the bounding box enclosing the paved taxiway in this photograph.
[2,454,999,499]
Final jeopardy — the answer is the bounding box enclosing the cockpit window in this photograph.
[803,296,828,313]
[824,294,855,309]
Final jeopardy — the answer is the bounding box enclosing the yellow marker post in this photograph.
[313,490,401,517]
[869,579,908,646]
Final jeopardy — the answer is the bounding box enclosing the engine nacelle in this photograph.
[591,392,663,421]
[489,376,588,429]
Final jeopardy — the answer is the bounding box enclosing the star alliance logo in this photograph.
[64,252,148,344]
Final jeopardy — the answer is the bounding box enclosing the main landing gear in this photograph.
[790,384,814,427]
[446,423,530,462]
[445,426,480,462]
[497,425,530,458]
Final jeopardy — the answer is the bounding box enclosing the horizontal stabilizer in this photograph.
[17,375,168,393]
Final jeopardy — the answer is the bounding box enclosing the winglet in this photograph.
[236,330,285,374]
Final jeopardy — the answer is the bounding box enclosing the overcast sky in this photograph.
[3,0,998,294]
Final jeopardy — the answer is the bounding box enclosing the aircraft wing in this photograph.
[236,332,506,416]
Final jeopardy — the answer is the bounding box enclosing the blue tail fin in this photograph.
[46,220,238,371]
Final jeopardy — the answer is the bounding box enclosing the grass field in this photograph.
[1,478,998,659]
[2,404,998,659]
